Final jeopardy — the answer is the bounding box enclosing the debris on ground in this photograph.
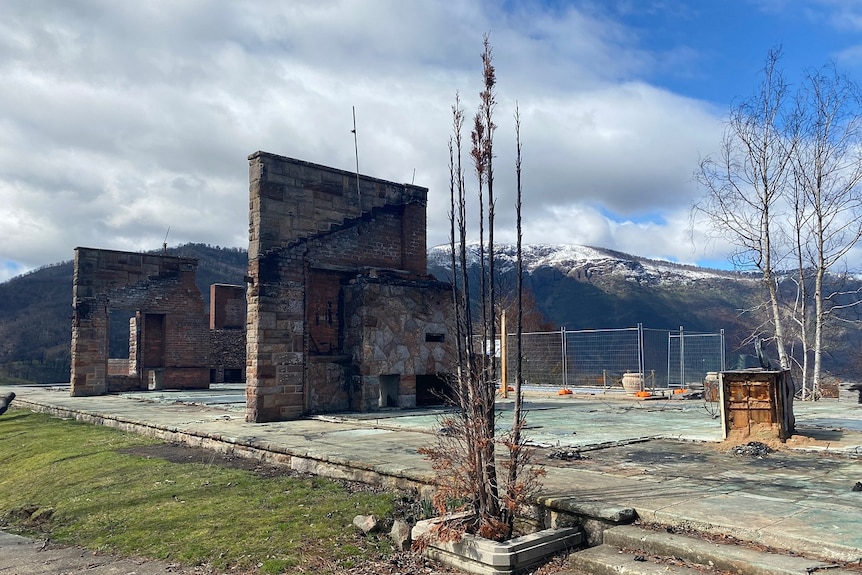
[668,390,703,400]
[389,520,411,551]
[548,448,586,461]
[731,441,773,458]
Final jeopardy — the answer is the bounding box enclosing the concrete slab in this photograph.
[2,383,862,564]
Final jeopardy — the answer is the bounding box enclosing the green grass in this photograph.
[0,410,398,574]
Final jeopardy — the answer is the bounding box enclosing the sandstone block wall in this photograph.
[344,275,453,411]
[245,152,450,422]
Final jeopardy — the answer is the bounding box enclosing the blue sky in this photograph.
[1,0,861,282]
[605,1,859,99]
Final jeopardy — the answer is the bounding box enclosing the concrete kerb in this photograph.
[536,494,637,547]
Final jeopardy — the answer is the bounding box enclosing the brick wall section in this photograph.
[210,284,246,329]
[246,152,439,422]
[141,313,165,367]
[401,203,427,272]
[71,247,210,396]
[107,359,129,376]
[306,270,343,354]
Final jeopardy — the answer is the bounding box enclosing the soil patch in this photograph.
[120,443,295,479]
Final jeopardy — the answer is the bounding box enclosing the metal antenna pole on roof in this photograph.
[163,227,170,254]
[351,106,361,202]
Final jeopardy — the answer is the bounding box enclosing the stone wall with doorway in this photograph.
[70,247,210,396]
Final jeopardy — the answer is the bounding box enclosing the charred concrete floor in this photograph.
[2,383,861,564]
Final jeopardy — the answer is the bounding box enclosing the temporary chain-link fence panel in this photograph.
[666,330,726,388]
[517,330,565,388]
[502,325,725,391]
[563,327,640,388]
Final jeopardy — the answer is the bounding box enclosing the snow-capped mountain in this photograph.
[428,242,753,287]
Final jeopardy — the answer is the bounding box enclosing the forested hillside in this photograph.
[2,242,860,384]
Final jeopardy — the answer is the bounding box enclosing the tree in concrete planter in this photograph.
[419,35,543,543]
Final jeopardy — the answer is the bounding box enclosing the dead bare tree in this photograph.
[694,48,796,370]
[499,103,541,531]
[449,94,467,371]
[420,35,542,543]
[791,63,862,398]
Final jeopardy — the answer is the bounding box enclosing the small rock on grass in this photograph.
[353,514,379,533]
[390,519,411,550]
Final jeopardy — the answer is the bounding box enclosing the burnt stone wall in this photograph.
[307,357,351,413]
[210,329,246,383]
[306,270,343,354]
[246,152,442,422]
[344,275,454,411]
[71,247,209,396]
[209,284,247,383]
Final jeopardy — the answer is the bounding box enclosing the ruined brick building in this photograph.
[70,248,211,395]
[70,249,246,395]
[245,152,454,422]
[69,153,455,422]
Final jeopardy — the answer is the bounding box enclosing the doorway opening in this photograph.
[416,374,452,406]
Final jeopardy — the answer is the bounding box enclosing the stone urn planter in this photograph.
[621,372,643,395]
[412,513,582,575]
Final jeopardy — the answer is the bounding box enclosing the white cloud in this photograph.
[0,0,758,283]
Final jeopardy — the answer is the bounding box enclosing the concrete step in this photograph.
[570,524,861,575]
[568,544,710,574]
